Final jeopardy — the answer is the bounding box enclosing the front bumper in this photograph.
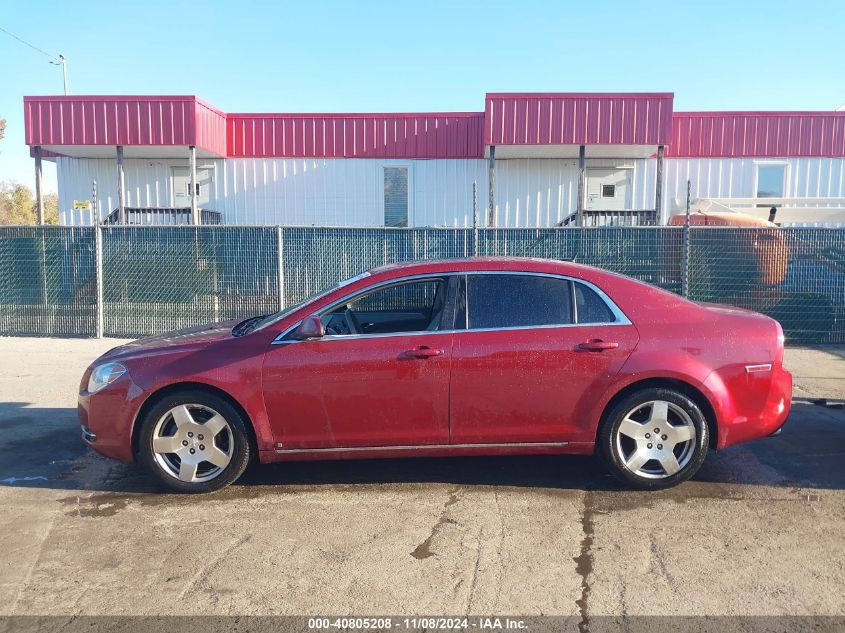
[77,376,145,463]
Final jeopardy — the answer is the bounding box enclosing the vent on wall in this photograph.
[602,184,616,198]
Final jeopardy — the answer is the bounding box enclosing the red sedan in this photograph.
[78,258,792,493]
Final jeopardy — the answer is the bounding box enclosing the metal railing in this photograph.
[1,225,843,343]
[557,209,659,227]
[101,207,223,226]
[689,197,845,227]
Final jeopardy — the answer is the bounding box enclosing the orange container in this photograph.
[668,212,789,285]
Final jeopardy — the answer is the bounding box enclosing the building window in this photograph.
[384,167,409,227]
[601,184,616,198]
[756,164,787,199]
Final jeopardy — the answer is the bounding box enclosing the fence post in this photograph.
[682,180,691,298]
[276,226,285,310]
[95,225,104,338]
[472,180,479,256]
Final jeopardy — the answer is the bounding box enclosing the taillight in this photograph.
[774,320,785,365]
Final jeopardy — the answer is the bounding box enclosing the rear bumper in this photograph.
[708,365,792,449]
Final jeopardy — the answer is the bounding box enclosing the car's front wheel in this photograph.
[598,387,709,489]
[137,390,252,493]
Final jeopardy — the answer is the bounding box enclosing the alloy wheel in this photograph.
[614,400,697,479]
[151,404,234,483]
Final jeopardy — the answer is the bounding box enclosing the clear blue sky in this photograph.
[1,0,842,193]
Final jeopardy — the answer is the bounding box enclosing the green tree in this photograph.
[0,183,59,225]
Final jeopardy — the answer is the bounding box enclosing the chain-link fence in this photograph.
[102,226,280,337]
[1,226,842,343]
[687,228,845,344]
[0,226,96,336]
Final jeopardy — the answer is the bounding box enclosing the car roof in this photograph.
[368,256,602,278]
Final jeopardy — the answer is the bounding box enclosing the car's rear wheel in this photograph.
[598,387,709,489]
[138,390,252,493]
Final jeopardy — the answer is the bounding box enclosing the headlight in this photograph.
[87,362,127,394]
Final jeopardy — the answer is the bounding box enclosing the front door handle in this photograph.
[403,346,444,359]
[577,339,619,352]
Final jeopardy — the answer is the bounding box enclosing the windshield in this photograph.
[232,270,372,336]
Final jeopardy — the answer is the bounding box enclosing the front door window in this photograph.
[322,278,446,336]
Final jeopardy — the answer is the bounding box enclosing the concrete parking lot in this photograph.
[0,337,843,618]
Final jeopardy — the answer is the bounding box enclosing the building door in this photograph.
[171,167,212,208]
[585,168,633,211]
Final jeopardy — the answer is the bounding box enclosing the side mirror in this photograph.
[293,315,325,340]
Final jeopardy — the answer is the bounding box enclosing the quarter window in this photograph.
[384,167,409,227]
[573,282,614,324]
[466,274,573,330]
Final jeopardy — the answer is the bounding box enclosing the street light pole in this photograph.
[50,54,68,94]
[59,54,67,95]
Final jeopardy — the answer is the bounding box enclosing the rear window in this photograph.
[466,274,573,330]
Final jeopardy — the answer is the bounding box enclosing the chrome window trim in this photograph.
[272,273,453,344]
[271,269,632,345]
[462,271,631,329]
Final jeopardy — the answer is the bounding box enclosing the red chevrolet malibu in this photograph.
[78,258,792,493]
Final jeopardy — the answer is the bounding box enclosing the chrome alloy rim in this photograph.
[151,404,233,483]
[614,400,697,479]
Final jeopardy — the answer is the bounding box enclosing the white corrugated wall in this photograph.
[215,158,488,227]
[663,157,845,217]
[493,158,656,227]
[57,156,489,227]
[57,157,189,225]
[59,155,844,227]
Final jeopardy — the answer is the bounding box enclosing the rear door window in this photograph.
[466,274,573,330]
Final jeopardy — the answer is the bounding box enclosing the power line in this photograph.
[0,24,60,61]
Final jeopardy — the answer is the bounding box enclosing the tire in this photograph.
[137,389,253,493]
[598,387,709,490]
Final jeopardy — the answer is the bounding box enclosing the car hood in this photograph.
[101,320,241,361]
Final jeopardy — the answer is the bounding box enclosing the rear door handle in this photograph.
[403,346,444,359]
[577,339,619,352]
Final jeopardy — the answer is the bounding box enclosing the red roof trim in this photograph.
[227,111,483,119]
[668,111,845,158]
[23,95,228,156]
[23,95,845,159]
[674,110,845,117]
[484,92,675,146]
[486,91,674,99]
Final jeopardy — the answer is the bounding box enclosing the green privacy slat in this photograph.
[0,226,842,343]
